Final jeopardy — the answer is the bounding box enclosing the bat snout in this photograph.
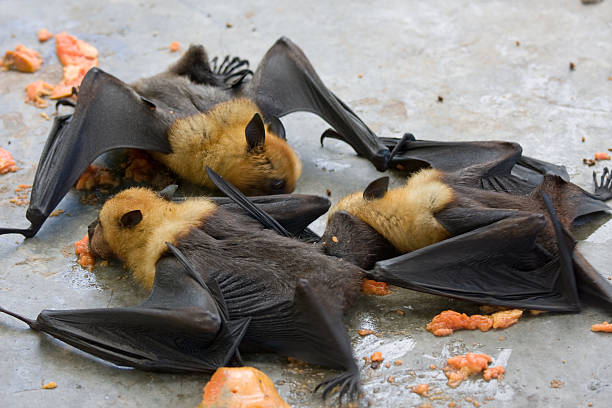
[321,211,400,270]
[87,218,99,243]
[88,221,114,260]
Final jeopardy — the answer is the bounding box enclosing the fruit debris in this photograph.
[0,148,18,174]
[1,45,43,72]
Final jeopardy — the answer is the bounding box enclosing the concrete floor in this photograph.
[1,0,611,407]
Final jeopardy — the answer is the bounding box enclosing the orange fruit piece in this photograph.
[2,44,43,72]
[198,367,290,408]
[362,278,391,295]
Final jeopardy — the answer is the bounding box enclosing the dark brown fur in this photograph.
[443,174,581,254]
[179,208,363,352]
[88,193,363,357]
[320,211,400,270]
[322,173,588,268]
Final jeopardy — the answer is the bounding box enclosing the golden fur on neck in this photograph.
[329,169,454,253]
[151,98,302,194]
[98,188,216,290]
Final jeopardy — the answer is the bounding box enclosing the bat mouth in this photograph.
[87,218,99,243]
[321,211,400,270]
[88,218,114,260]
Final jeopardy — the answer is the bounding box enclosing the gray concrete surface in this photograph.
[1,0,611,407]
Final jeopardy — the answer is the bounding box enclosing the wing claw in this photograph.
[320,128,345,146]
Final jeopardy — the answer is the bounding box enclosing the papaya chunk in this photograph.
[198,367,290,408]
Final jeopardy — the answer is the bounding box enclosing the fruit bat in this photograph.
[203,161,605,312]
[0,37,388,238]
[203,165,611,312]
[1,180,365,402]
[324,131,612,203]
[210,132,612,312]
[319,168,612,312]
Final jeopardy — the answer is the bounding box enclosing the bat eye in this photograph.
[270,178,286,192]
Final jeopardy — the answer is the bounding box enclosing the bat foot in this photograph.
[211,54,252,88]
[592,167,612,201]
[314,370,360,404]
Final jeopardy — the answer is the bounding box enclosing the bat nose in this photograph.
[87,218,114,260]
[269,178,286,193]
[87,218,99,242]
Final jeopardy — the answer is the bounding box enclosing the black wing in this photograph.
[206,167,291,237]
[206,166,329,240]
[371,134,609,219]
[572,249,612,307]
[217,275,361,402]
[245,37,389,171]
[514,155,570,182]
[374,134,572,182]
[292,279,360,402]
[370,192,583,311]
[389,137,523,177]
[0,244,249,372]
[211,193,330,238]
[532,174,610,223]
[0,68,176,237]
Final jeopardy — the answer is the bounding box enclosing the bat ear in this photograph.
[120,210,143,228]
[245,113,266,151]
[267,116,286,140]
[363,177,389,200]
[158,184,178,201]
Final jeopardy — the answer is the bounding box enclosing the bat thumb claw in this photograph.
[320,128,344,146]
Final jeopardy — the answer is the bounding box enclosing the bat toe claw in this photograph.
[212,54,252,87]
[592,167,612,201]
[315,371,360,405]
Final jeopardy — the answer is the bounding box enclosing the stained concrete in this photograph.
[0,0,611,407]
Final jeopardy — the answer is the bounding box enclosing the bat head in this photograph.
[88,187,217,289]
[325,170,454,258]
[320,210,399,270]
[219,112,302,195]
[320,177,397,269]
[88,188,160,263]
[163,100,302,196]
[166,103,302,195]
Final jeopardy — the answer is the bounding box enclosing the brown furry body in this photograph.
[89,188,363,353]
[328,169,453,253]
[322,169,584,269]
[129,47,301,195]
[150,99,301,194]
